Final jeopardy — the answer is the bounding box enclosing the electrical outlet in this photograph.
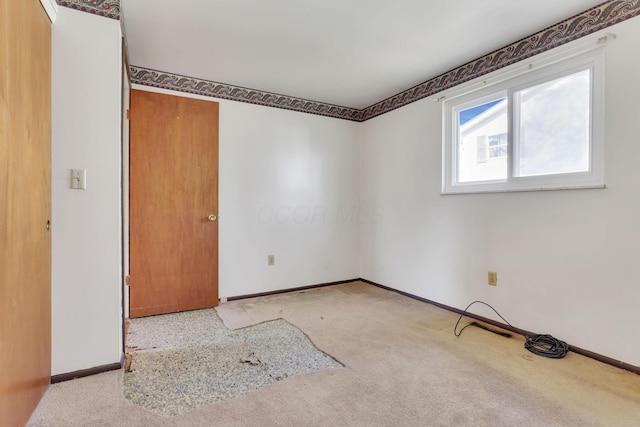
[268,255,275,266]
[488,271,498,286]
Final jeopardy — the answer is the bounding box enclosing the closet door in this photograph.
[0,0,52,424]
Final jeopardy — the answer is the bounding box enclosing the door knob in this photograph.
[208,214,217,222]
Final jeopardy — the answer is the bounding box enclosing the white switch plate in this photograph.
[70,169,86,190]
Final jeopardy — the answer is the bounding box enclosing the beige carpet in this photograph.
[29,281,640,426]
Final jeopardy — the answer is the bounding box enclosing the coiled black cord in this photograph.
[454,300,569,359]
[524,334,569,359]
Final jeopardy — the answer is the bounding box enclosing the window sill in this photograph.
[440,184,606,196]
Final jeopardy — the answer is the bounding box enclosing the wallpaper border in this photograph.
[129,66,364,121]
[361,0,640,121]
[57,0,120,20]
[77,0,640,121]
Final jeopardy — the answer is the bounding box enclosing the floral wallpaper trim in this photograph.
[116,1,640,121]
[360,0,640,121]
[57,0,120,20]
[129,66,364,122]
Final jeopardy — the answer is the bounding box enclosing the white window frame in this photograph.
[442,47,605,195]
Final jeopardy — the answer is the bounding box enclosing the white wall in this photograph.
[219,100,362,297]
[360,17,640,367]
[130,86,362,298]
[51,7,123,375]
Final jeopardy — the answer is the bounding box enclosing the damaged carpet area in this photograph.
[124,309,341,416]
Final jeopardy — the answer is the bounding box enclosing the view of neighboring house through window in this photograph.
[442,47,604,194]
[458,97,507,183]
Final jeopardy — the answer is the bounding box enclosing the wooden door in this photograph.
[0,0,52,424]
[129,90,219,318]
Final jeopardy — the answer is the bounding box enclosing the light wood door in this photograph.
[0,0,52,424]
[129,90,219,318]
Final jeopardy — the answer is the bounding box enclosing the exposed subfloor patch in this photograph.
[124,308,341,416]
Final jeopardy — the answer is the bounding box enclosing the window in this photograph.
[442,48,604,194]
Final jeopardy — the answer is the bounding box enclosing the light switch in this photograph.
[70,169,86,190]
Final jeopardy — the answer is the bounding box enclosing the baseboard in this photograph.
[359,278,640,376]
[226,278,360,301]
[51,280,357,383]
[51,278,639,381]
[51,354,124,384]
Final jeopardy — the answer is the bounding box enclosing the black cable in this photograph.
[467,321,512,338]
[524,334,568,359]
[454,301,520,337]
[453,300,568,359]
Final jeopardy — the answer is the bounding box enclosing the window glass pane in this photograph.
[516,70,590,177]
[457,98,507,183]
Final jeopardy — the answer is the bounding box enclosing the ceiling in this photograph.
[122,0,605,110]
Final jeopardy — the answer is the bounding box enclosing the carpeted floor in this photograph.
[28,281,640,426]
[124,309,341,415]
